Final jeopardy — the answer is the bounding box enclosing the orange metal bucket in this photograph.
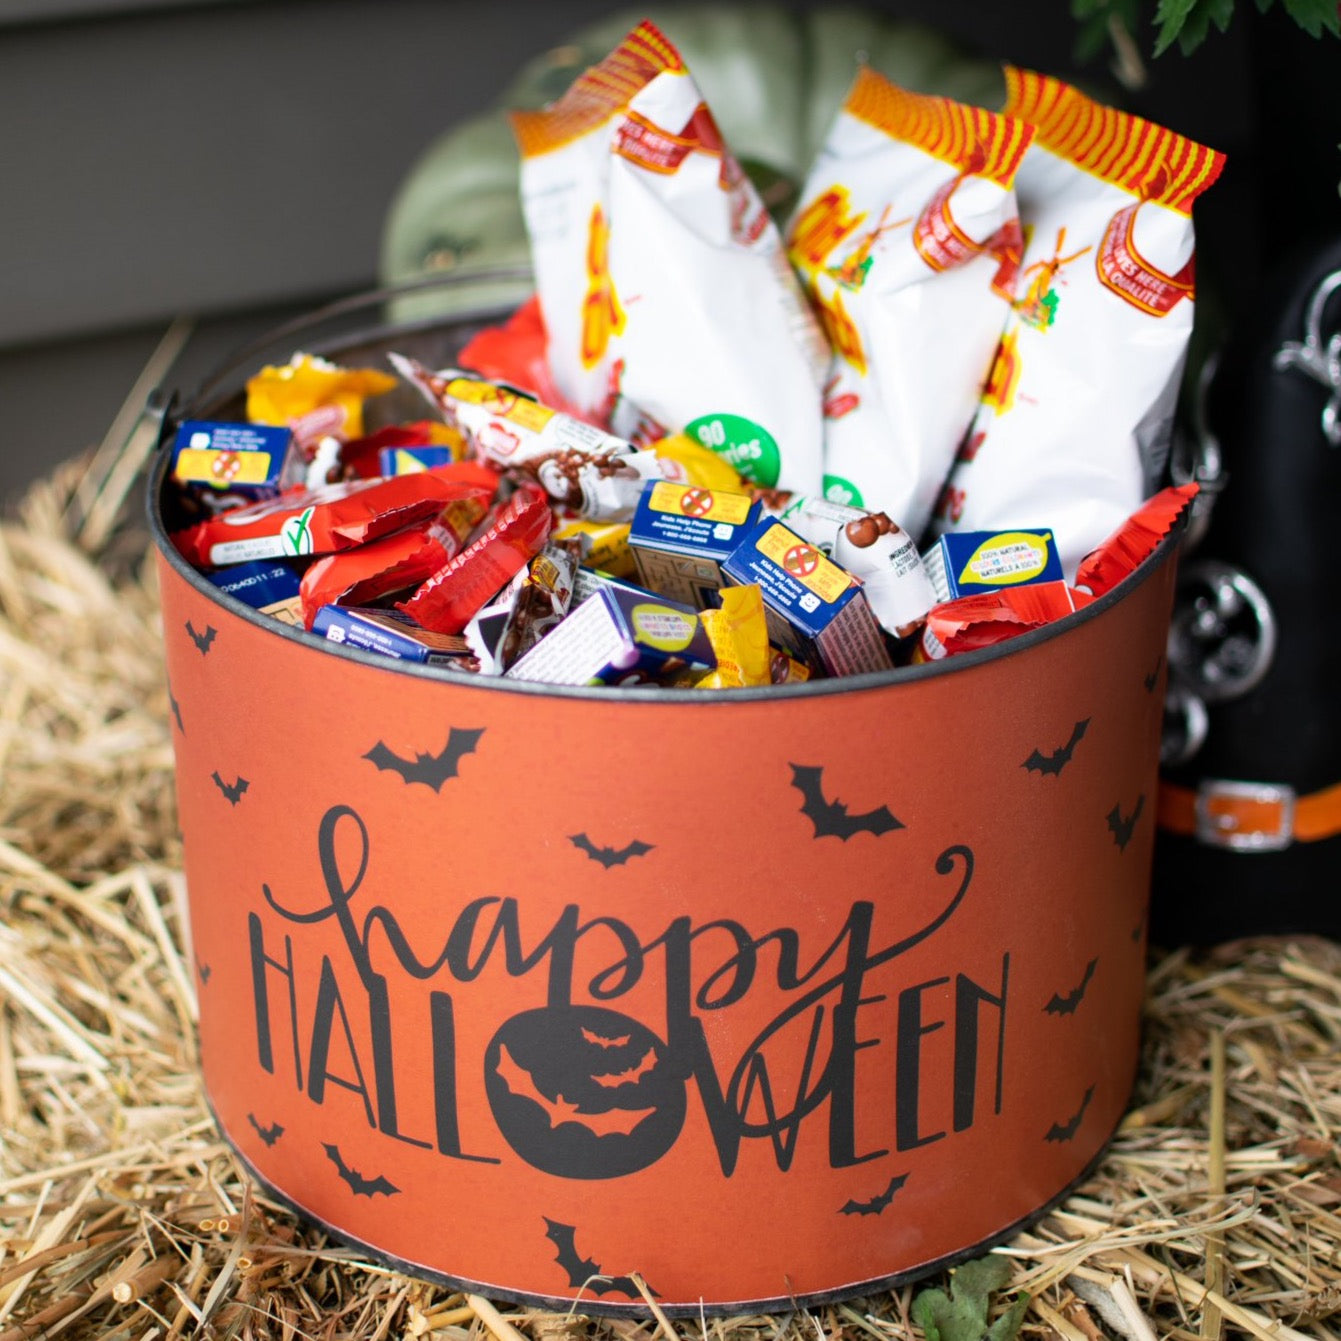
[148,294,1179,1315]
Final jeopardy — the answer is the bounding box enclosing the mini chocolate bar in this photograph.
[171,470,482,568]
[505,586,714,687]
[495,540,582,670]
[920,528,1063,604]
[397,484,553,635]
[1074,484,1197,597]
[722,517,893,677]
[311,605,472,666]
[298,492,492,630]
[209,558,303,625]
[170,419,302,497]
[628,481,762,611]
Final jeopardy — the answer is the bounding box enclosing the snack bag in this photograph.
[509,19,829,494]
[787,68,1034,539]
[931,69,1225,574]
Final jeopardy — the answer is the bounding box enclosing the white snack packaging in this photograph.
[509,19,830,496]
[929,67,1225,576]
[786,66,1034,541]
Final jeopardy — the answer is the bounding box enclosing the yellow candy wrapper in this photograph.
[695,584,771,689]
[246,352,398,442]
[650,434,746,492]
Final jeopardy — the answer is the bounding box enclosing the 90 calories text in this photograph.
[246,805,1008,1178]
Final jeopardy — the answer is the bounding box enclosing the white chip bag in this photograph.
[509,20,830,495]
[929,68,1225,575]
[787,67,1034,541]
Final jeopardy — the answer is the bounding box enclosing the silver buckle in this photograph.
[1194,780,1296,852]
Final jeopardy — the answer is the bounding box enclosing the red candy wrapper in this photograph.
[338,421,471,479]
[457,295,590,422]
[917,579,1095,661]
[298,486,494,628]
[1074,483,1198,598]
[398,485,554,635]
[171,470,487,569]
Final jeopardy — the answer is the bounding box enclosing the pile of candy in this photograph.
[164,21,1218,690]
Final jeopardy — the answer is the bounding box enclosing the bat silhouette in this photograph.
[247,1113,284,1147]
[195,956,211,985]
[1023,718,1089,777]
[495,1045,655,1138]
[591,1047,658,1089]
[323,1142,400,1197]
[569,834,654,867]
[167,686,185,735]
[839,1172,908,1217]
[363,726,484,791]
[791,764,903,841]
[543,1218,648,1297]
[1045,1085,1095,1143]
[1044,958,1097,1016]
[1107,794,1145,851]
[211,771,249,805]
[1144,654,1164,692]
[186,620,217,655]
[581,1027,631,1049]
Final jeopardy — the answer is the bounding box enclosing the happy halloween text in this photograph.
[247,805,1006,1176]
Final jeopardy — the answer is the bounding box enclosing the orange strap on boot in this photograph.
[1158,778,1341,851]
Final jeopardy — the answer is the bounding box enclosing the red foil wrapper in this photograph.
[918,579,1095,660]
[457,294,589,421]
[398,485,554,635]
[298,487,494,628]
[171,470,487,569]
[1074,483,1198,597]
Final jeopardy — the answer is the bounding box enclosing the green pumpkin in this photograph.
[379,4,1005,324]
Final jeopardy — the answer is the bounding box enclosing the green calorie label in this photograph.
[685,413,781,487]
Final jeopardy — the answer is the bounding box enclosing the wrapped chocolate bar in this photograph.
[170,470,486,569]
[1074,482,1198,598]
[495,539,583,670]
[397,484,553,635]
[915,580,1095,662]
[509,20,828,493]
[312,606,473,668]
[297,486,493,629]
[391,356,654,520]
[788,68,1033,538]
[931,70,1224,574]
[209,559,303,625]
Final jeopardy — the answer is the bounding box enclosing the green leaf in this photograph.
[1069,0,1144,62]
[1153,0,1198,53]
[912,1256,1028,1341]
[1280,0,1341,37]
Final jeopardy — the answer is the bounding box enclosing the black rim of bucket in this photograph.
[146,272,1188,705]
[209,1087,1128,1319]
